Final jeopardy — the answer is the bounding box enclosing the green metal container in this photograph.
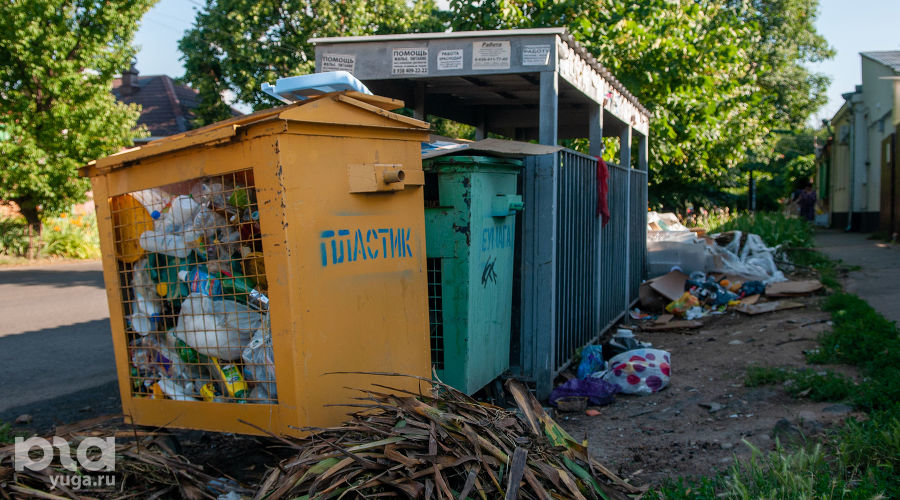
[424,155,524,394]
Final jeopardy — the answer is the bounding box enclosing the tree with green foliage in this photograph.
[0,0,154,256]
[449,0,832,209]
[179,0,448,126]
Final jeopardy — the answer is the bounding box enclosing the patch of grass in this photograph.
[646,475,723,500]
[0,421,29,445]
[785,369,855,402]
[813,293,899,369]
[726,441,891,499]
[744,367,855,403]
[708,212,813,249]
[744,366,791,387]
[839,412,900,478]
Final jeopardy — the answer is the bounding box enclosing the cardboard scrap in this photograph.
[649,270,689,301]
[736,300,804,315]
[639,282,669,311]
[654,314,675,324]
[640,313,702,331]
[766,280,823,297]
[740,294,761,305]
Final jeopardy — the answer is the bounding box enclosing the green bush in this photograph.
[40,212,101,259]
[0,216,30,256]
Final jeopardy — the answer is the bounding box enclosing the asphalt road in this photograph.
[0,261,121,430]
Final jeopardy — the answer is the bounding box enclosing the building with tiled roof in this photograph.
[862,51,900,73]
[112,64,203,143]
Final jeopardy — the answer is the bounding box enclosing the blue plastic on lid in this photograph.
[151,210,161,220]
[260,71,372,104]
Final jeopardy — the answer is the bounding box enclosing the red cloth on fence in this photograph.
[596,156,610,226]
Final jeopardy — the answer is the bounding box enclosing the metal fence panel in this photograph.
[630,168,648,299]
[514,149,647,398]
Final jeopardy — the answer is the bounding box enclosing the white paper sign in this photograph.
[437,49,464,70]
[392,48,428,75]
[522,45,551,66]
[321,54,356,73]
[472,40,510,70]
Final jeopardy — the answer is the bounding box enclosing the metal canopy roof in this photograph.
[310,28,650,156]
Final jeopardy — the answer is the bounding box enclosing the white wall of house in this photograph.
[860,56,896,212]
[830,106,852,214]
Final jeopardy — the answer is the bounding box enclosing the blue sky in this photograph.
[134,0,900,123]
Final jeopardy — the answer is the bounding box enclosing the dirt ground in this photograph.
[5,273,857,493]
[558,292,862,487]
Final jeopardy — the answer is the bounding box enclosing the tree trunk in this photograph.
[19,204,41,260]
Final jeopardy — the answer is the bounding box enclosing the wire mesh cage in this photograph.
[109,169,277,405]
[426,257,445,370]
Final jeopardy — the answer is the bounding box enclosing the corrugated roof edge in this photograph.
[422,137,563,160]
[558,32,650,118]
[310,28,651,118]
[308,27,566,44]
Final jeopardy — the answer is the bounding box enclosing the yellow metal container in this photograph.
[81,92,431,437]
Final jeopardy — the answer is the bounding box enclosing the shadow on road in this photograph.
[0,267,105,288]
[1,319,116,414]
[0,380,121,433]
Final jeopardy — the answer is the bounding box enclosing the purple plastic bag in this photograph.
[549,377,620,406]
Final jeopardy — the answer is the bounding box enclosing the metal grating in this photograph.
[110,169,277,404]
[630,168,648,299]
[515,148,648,398]
[427,257,445,369]
[553,150,600,371]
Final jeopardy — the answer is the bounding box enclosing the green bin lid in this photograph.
[423,155,523,172]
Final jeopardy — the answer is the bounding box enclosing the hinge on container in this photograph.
[347,163,424,193]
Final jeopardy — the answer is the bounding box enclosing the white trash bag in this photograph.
[594,348,671,395]
[174,293,261,360]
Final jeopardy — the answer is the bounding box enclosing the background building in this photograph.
[819,51,900,232]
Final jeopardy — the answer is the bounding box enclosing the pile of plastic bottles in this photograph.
[119,176,276,404]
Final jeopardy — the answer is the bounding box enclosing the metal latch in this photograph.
[491,194,524,216]
[347,163,425,193]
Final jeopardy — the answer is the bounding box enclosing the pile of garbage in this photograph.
[647,211,786,283]
[549,330,672,411]
[114,175,276,404]
[635,268,823,331]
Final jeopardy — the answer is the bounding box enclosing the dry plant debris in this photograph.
[254,375,644,499]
